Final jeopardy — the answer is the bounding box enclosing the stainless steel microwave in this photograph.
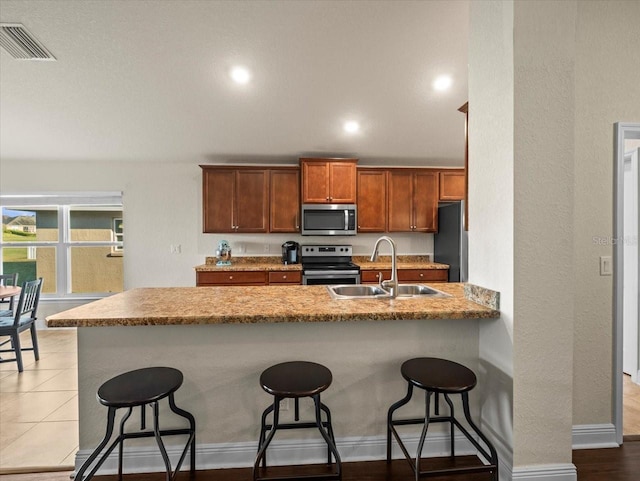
[301,204,357,236]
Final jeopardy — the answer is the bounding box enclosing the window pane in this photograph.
[70,247,123,294]
[70,207,123,242]
[2,207,58,242]
[1,246,57,294]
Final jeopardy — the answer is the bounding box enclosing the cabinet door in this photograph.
[329,162,357,203]
[268,271,302,284]
[270,169,300,232]
[388,171,414,232]
[203,169,235,233]
[235,170,269,232]
[357,170,387,232]
[361,270,391,283]
[197,271,267,286]
[439,171,465,201]
[397,269,448,282]
[413,171,438,232]
[302,161,330,203]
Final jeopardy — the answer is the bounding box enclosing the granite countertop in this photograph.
[46,283,499,328]
[194,255,449,272]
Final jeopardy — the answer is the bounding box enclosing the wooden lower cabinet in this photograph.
[197,270,302,286]
[268,271,302,285]
[361,269,448,283]
[197,271,267,286]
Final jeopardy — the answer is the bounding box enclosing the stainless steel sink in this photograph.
[395,284,451,298]
[326,284,451,299]
[327,285,390,299]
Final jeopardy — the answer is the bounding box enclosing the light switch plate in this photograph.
[600,256,612,276]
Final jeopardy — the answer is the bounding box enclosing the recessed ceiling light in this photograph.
[433,75,453,91]
[230,66,251,84]
[343,121,360,134]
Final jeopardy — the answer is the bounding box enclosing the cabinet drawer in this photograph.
[268,271,302,284]
[197,271,267,286]
[397,269,448,282]
[361,270,391,283]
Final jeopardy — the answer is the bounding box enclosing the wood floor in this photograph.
[2,441,640,481]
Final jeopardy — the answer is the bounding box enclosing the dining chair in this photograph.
[0,278,43,372]
[0,272,19,317]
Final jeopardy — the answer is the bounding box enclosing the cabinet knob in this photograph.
[229,275,233,279]
[326,197,330,201]
[419,273,424,277]
[283,275,287,279]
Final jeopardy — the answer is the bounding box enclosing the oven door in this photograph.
[302,271,361,285]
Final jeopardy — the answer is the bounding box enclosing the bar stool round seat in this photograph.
[74,367,196,481]
[387,357,499,481]
[254,361,342,481]
[260,361,332,398]
[98,366,184,407]
[401,357,477,393]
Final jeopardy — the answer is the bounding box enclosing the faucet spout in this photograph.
[370,236,398,298]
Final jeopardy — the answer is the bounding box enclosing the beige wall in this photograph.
[470,0,640,473]
[572,0,640,426]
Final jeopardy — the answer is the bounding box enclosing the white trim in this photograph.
[73,432,478,476]
[613,122,640,446]
[511,463,576,481]
[572,424,619,449]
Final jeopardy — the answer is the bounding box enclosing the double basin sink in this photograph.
[327,284,451,300]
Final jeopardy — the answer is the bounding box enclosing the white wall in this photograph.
[1,159,434,294]
[468,0,514,473]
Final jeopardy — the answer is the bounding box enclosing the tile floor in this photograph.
[0,328,78,473]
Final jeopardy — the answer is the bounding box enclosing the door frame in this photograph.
[613,122,640,444]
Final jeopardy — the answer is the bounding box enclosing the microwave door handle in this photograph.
[345,210,348,230]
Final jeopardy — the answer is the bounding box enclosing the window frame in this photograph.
[1,193,123,300]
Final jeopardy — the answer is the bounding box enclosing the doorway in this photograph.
[614,122,640,443]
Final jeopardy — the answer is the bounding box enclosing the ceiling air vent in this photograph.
[0,23,55,60]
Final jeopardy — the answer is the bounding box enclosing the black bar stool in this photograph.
[387,357,498,481]
[253,361,342,481]
[74,366,196,481]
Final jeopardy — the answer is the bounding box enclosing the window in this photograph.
[1,193,123,298]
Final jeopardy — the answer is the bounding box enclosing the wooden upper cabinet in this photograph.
[356,169,387,232]
[413,170,438,232]
[300,158,357,204]
[388,171,414,232]
[202,167,269,233]
[439,171,465,201]
[203,169,235,233]
[270,169,300,233]
[388,169,438,233]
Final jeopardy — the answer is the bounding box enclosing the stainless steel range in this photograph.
[301,244,361,285]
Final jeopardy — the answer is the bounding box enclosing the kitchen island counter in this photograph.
[46,283,498,328]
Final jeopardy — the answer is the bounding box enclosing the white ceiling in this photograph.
[0,0,469,167]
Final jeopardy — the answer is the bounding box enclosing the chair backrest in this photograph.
[12,278,43,327]
[0,273,19,310]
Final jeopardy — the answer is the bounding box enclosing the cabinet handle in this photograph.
[229,275,233,280]
[283,275,287,279]
[419,273,424,278]
[326,197,330,201]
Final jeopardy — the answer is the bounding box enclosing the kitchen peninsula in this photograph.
[47,283,499,472]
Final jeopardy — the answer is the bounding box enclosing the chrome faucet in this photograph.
[370,236,398,298]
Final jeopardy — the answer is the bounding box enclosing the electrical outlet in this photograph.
[263,244,270,253]
[600,256,612,276]
[170,244,182,254]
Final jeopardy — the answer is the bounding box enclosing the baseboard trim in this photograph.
[512,463,576,481]
[572,423,619,449]
[74,432,478,475]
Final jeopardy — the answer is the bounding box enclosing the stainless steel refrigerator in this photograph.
[433,201,468,282]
